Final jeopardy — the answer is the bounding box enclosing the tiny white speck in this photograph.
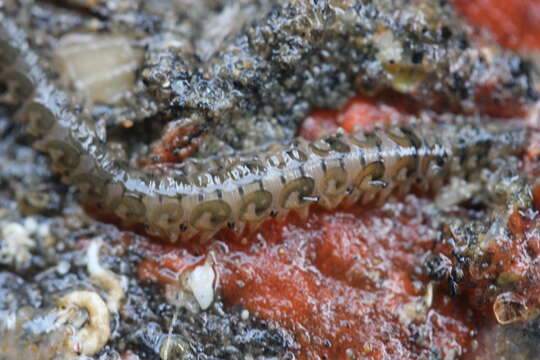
[56,260,70,275]
[22,218,38,234]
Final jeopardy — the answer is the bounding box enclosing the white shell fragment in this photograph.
[186,261,216,311]
[0,222,35,269]
[86,238,125,313]
[54,33,142,105]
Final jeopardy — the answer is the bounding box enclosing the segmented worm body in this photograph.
[0,13,528,243]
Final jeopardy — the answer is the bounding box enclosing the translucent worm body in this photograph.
[0,14,527,243]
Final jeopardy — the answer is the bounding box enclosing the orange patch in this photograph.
[453,0,540,51]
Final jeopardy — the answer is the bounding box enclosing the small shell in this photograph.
[493,292,529,325]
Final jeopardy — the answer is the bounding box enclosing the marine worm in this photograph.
[0,13,528,243]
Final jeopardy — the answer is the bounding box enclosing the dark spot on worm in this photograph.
[411,50,423,64]
[441,26,452,40]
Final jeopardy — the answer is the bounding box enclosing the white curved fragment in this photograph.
[186,261,216,311]
[0,222,35,269]
[87,238,125,313]
[58,290,111,356]
[54,33,142,105]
